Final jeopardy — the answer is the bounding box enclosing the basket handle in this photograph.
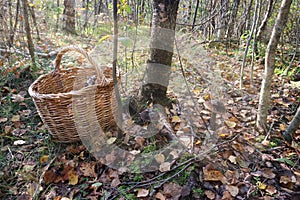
[54,46,109,85]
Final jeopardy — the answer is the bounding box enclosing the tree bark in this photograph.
[257,0,274,43]
[141,0,180,105]
[63,0,76,34]
[256,0,293,130]
[28,2,40,40]
[8,0,20,48]
[22,0,36,67]
[240,0,259,88]
[283,106,300,142]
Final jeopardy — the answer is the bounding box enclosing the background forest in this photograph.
[0,0,300,199]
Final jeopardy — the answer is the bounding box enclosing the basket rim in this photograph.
[28,67,117,100]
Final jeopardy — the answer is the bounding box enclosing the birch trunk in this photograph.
[256,0,293,130]
[141,0,180,105]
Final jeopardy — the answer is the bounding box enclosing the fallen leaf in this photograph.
[44,170,56,185]
[171,115,181,123]
[226,185,239,197]
[68,170,78,185]
[266,185,277,195]
[221,190,233,200]
[228,155,237,164]
[205,190,215,200]
[155,154,165,164]
[261,168,276,179]
[107,137,117,144]
[203,168,227,183]
[155,192,166,200]
[257,181,267,190]
[11,115,20,122]
[225,120,236,128]
[170,150,179,159]
[0,118,7,123]
[111,177,121,187]
[135,136,145,147]
[80,162,97,178]
[13,140,26,145]
[159,162,171,172]
[163,182,182,199]
[40,155,49,164]
[137,188,149,197]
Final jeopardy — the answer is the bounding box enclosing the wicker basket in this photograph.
[28,46,118,143]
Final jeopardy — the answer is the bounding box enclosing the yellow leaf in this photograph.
[257,181,267,190]
[203,94,210,100]
[68,170,78,185]
[29,3,34,7]
[11,115,20,122]
[171,116,181,123]
[279,124,285,131]
[98,35,111,44]
[195,140,201,145]
[40,155,49,164]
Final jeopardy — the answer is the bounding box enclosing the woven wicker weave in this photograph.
[28,46,118,143]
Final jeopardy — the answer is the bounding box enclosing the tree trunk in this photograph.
[283,106,300,142]
[256,0,293,130]
[240,0,259,88]
[191,0,199,31]
[226,0,240,38]
[28,1,40,40]
[141,0,180,105]
[8,0,20,48]
[63,0,76,34]
[22,0,36,67]
[56,0,60,31]
[257,0,274,43]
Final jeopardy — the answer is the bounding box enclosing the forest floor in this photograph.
[0,32,300,200]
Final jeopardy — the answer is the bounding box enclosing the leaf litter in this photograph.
[1,39,300,200]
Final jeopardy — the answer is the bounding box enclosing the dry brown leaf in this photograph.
[137,188,149,197]
[111,177,121,187]
[44,170,56,185]
[155,154,165,164]
[155,192,166,200]
[225,120,236,128]
[204,190,215,200]
[266,185,277,195]
[159,162,171,172]
[80,162,97,178]
[135,136,145,147]
[221,190,233,200]
[170,150,179,159]
[163,182,182,199]
[226,185,239,197]
[261,168,276,179]
[228,155,237,164]
[203,168,227,183]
